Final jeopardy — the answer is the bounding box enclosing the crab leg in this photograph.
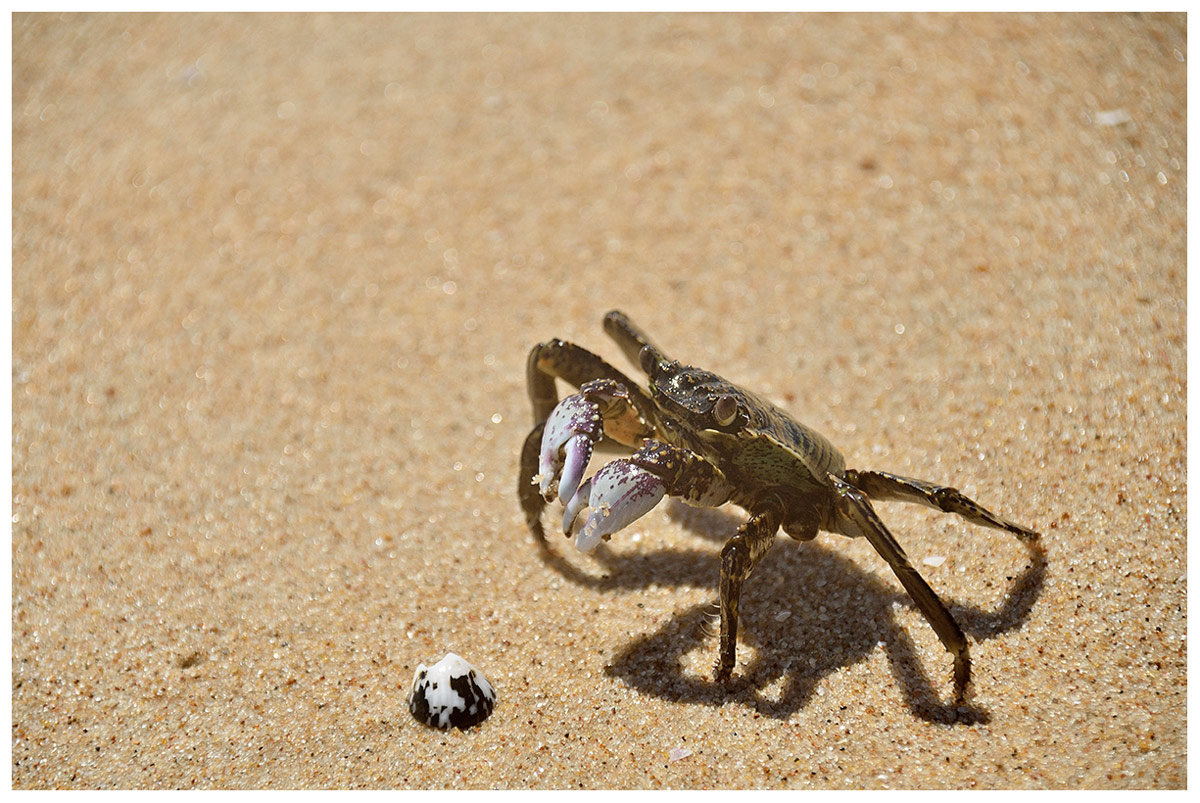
[525,338,656,425]
[828,473,972,706]
[843,470,1041,542]
[602,309,670,367]
[716,504,784,684]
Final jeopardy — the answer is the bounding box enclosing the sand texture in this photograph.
[12,13,1185,789]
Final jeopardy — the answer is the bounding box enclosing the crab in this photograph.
[518,310,1042,707]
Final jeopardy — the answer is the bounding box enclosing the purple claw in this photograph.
[558,434,593,504]
[562,476,591,535]
[574,459,666,553]
[538,394,602,501]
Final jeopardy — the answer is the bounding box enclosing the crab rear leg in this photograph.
[844,470,1040,543]
[829,474,971,706]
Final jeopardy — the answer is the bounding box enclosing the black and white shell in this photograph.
[408,652,496,730]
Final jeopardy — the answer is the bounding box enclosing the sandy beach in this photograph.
[12,13,1185,788]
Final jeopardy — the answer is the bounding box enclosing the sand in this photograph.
[11,13,1185,789]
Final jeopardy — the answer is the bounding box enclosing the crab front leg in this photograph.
[568,443,778,687]
[561,440,736,552]
[536,378,653,505]
[519,339,657,541]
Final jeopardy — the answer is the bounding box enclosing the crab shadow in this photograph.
[533,501,1047,725]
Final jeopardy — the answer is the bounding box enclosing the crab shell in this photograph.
[643,354,848,539]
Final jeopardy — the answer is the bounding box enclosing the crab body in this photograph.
[518,311,1040,709]
[640,358,842,539]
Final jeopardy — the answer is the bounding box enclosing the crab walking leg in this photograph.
[567,441,737,552]
[715,504,784,684]
[518,422,552,540]
[525,338,657,424]
[844,470,1041,542]
[829,474,971,705]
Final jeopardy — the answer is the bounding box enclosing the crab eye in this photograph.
[712,395,739,427]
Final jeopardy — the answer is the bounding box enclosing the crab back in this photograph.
[644,354,845,498]
[714,387,846,495]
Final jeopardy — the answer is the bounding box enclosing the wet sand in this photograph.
[12,13,1185,788]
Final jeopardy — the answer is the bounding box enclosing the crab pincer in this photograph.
[537,379,649,505]
[563,459,667,552]
[537,393,603,503]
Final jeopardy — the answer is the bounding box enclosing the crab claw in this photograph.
[570,459,667,553]
[561,476,592,535]
[538,394,602,503]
